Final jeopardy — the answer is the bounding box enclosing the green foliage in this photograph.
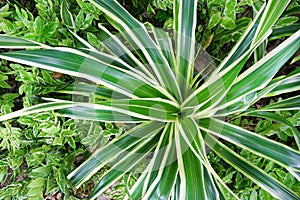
[0,0,300,199]
[225,109,300,199]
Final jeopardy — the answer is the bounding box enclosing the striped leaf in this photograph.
[205,133,300,200]
[89,132,161,200]
[141,123,178,199]
[147,23,176,70]
[0,47,169,99]
[97,24,157,80]
[252,0,291,44]
[174,0,198,95]
[226,30,300,103]
[259,95,300,111]
[0,35,46,48]
[199,118,300,171]
[175,126,206,200]
[270,23,300,40]
[88,0,182,101]
[242,111,300,149]
[213,30,300,115]
[68,121,164,187]
[0,102,74,122]
[47,98,179,122]
[57,83,127,100]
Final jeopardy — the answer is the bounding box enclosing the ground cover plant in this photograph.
[0,0,300,199]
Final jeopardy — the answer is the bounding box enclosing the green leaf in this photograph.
[140,123,178,199]
[259,95,300,111]
[225,30,300,109]
[0,36,45,48]
[270,23,300,40]
[252,0,290,44]
[291,55,300,64]
[49,97,179,122]
[275,16,299,28]
[0,4,9,13]
[0,47,170,99]
[147,24,176,70]
[220,16,236,29]
[60,0,75,29]
[174,0,197,95]
[68,122,164,187]
[200,118,300,171]
[87,32,99,48]
[243,111,300,149]
[89,132,161,199]
[54,167,68,193]
[89,0,182,101]
[29,165,52,178]
[208,12,222,29]
[57,83,126,100]
[0,102,75,122]
[205,133,300,200]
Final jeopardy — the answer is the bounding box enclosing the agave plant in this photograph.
[1,0,300,199]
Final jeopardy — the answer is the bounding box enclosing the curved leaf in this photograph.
[199,118,300,171]
[68,121,164,187]
[0,48,169,99]
[205,133,300,199]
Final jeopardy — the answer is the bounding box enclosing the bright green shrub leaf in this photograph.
[29,165,52,178]
[54,167,68,193]
[87,32,100,48]
[276,16,299,27]
[60,0,75,29]
[0,4,9,12]
[221,16,236,29]
[224,0,237,21]
[208,12,222,29]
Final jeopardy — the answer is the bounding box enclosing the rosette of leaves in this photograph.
[0,0,300,199]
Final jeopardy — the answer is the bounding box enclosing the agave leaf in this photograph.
[199,118,300,171]
[242,110,300,149]
[89,132,161,200]
[252,0,291,44]
[88,0,182,101]
[68,121,164,187]
[227,30,300,103]
[205,133,300,200]
[176,147,207,199]
[146,23,176,70]
[0,35,47,48]
[0,102,74,122]
[47,98,179,122]
[261,75,300,98]
[97,24,158,81]
[174,128,206,199]
[270,23,300,40]
[57,83,127,100]
[203,168,221,200]
[0,47,169,99]
[141,123,178,199]
[182,5,273,112]
[217,4,265,71]
[173,0,198,94]
[259,95,300,111]
[216,69,300,115]
[213,30,300,115]
[57,106,144,123]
